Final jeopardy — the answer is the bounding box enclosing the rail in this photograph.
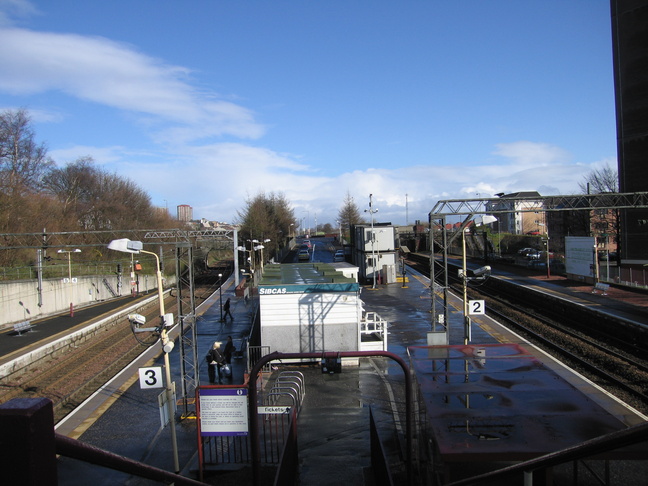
[0,397,208,486]
[446,421,648,486]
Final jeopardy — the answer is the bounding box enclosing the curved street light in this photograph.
[107,238,179,473]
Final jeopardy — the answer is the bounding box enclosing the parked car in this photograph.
[298,249,310,261]
[334,250,345,262]
[526,251,542,260]
[303,240,312,249]
[517,247,536,256]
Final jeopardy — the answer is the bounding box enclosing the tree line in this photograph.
[0,109,175,266]
[236,190,367,263]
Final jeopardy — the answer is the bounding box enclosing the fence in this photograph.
[198,371,305,469]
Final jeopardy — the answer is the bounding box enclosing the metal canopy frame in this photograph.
[427,192,648,340]
[0,227,237,250]
[430,191,648,217]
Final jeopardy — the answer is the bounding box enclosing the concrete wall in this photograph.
[1,273,169,329]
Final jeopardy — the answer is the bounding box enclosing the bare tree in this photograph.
[43,157,172,231]
[0,109,54,196]
[578,164,620,261]
[578,164,619,194]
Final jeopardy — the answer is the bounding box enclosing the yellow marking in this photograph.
[477,323,510,344]
[66,357,158,439]
[411,274,428,285]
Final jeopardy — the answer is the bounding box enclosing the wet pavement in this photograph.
[52,251,648,485]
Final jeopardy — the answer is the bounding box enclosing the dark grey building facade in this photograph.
[611,0,648,264]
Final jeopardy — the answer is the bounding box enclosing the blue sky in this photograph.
[0,1,616,228]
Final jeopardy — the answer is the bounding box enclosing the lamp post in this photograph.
[303,211,310,237]
[107,238,180,473]
[259,239,270,274]
[218,273,223,322]
[57,248,81,316]
[461,227,470,345]
[538,222,551,279]
[365,194,378,289]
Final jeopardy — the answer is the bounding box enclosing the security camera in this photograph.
[128,313,146,326]
[472,265,491,277]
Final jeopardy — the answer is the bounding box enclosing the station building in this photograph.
[257,262,388,360]
[351,223,399,284]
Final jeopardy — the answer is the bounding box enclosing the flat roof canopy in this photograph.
[408,343,628,462]
[259,263,360,294]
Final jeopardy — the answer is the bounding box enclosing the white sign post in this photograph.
[468,300,485,315]
[138,367,164,389]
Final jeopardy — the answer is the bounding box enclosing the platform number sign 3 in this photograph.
[138,367,163,389]
[468,300,486,316]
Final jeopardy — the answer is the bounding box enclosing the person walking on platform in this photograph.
[223,297,234,320]
[206,341,225,384]
[224,336,235,365]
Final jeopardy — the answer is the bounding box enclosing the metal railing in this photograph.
[446,421,648,486]
[0,397,209,486]
[361,311,387,333]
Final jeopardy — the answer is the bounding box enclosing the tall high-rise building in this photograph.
[177,204,193,222]
[611,0,648,264]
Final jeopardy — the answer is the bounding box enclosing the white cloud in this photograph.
[0,0,38,26]
[492,141,572,167]
[0,27,265,142]
[45,137,607,226]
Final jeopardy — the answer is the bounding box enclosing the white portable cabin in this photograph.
[352,224,398,284]
[258,263,387,359]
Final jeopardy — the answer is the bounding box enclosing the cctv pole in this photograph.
[366,194,378,289]
[218,273,223,322]
[462,228,470,345]
[141,249,180,474]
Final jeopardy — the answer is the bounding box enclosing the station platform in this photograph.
[45,263,648,484]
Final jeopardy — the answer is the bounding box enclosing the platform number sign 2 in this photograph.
[468,300,486,316]
[138,367,163,389]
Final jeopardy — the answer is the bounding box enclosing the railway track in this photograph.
[0,270,228,423]
[406,253,648,415]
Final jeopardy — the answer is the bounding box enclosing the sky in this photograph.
[0,0,617,229]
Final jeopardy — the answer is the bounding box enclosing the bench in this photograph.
[592,282,610,295]
[13,321,32,335]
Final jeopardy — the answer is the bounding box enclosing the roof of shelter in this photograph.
[258,263,359,292]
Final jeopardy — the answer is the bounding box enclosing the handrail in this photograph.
[446,421,648,486]
[265,386,299,410]
[265,391,298,409]
[248,350,413,486]
[56,433,207,486]
[277,371,305,396]
[275,376,305,405]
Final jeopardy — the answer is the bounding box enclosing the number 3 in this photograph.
[144,369,158,386]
